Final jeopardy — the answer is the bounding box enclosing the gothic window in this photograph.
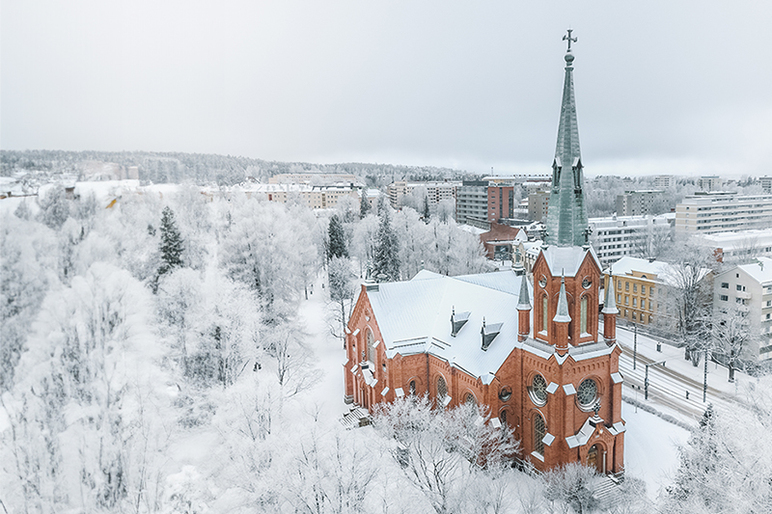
[465,393,476,406]
[437,376,448,401]
[499,410,508,426]
[409,380,416,396]
[580,296,588,334]
[542,295,548,333]
[577,378,598,408]
[366,330,376,364]
[529,374,548,406]
[534,413,545,455]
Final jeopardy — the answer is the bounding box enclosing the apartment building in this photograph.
[456,180,490,224]
[654,175,674,188]
[528,190,550,222]
[607,256,712,327]
[387,180,460,210]
[694,228,772,264]
[269,173,357,184]
[615,190,664,217]
[698,175,723,191]
[675,191,772,235]
[760,176,772,194]
[589,214,674,269]
[238,183,359,209]
[713,257,772,361]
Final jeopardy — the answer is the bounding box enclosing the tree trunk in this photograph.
[728,362,735,383]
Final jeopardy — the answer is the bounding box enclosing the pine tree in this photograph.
[372,207,399,282]
[422,195,431,223]
[158,206,184,278]
[327,214,348,260]
[360,190,371,219]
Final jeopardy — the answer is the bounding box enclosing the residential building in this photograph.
[589,214,674,269]
[487,184,516,221]
[713,257,772,362]
[698,175,723,191]
[237,183,359,209]
[615,190,664,217]
[478,222,528,261]
[529,190,550,222]
[456,180,489,225]
[387,180,460,210]
[654,175,674,188]
[760,176,772,194]
[607,256,712,327]
[675,191,772,234]
[694,228,772,264]
[345,39,624,475]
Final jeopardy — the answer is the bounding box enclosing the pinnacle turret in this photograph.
[545,29,589,247]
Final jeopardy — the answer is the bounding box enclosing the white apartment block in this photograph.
[675,191,772,235]
[694,228,772,264]
[269,173,358,185]
[653,175,674,188]
[761,176,772,194]
[236,183,359,209]
[616,189,664,216]
[589,214,674,269]
[698,175,723,191]
[714,257,772,362]
[387,180,460,210]
[455,181,489,224]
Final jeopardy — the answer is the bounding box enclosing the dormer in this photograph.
[450,307,471,337]
[481,318,503,351]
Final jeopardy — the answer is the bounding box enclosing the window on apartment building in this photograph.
[618,280,622,291]
[625,282,629,291]
[650,287,655,295]
[625,296,629,305]
[632,298,637,307]
[632,312,637,321]
[737,284,743,291]
[720,295,728,301]
[641,299,646,309]
[641,285,646,295]
[617,294,621,304]
[633,284,638,293]
[736,298,744,304]
[768,313,771,320]
[721,282,729,289]
[624,309,628,317]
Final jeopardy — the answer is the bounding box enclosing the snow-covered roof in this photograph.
[733,257,772,285]
[540,245,601,277]
[611,256,711,287]
[458,224,487,236]
[366,271,529,384]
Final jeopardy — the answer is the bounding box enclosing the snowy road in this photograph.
[614,326,752,424]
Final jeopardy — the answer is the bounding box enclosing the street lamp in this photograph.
[644,358,667,401]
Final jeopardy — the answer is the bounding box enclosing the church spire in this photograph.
[545,29,589,247]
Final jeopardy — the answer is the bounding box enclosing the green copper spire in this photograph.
[545,29,589,247]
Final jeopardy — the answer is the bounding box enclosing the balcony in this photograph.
[736,290,752,300]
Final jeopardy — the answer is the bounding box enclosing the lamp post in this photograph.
[633,323,638,370]
[644,359,668,401]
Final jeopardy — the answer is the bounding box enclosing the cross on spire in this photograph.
[563,29,577,52]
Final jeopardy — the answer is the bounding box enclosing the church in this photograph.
[343,32,625,475]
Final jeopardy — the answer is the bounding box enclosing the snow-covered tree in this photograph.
[359,190,371,219]
[372,207,400,282]
[327,214,348,260]
[328,256,357,345]
[711,306,751,382]
[158,206,185,279]
[37,186,70,230]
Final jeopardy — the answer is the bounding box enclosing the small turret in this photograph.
[553,272,571,355]
[517,275,532,342]
[602,272,619,345]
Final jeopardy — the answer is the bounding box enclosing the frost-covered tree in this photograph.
[158,206,185,279]
[359,190,371,219]
[711,306,751,382]
[423,194,431,223]
[543,463,602,514]
[328,256,356,345]
[372,207,399,282]
[37,186,70,230]
[327,214,348,260]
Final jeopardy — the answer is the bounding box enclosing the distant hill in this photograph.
[0,149,469,188]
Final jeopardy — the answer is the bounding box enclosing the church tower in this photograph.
[523,31,625,474]
[545,29,589,247]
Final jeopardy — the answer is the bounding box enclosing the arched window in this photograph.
[409,380,416,396]
[580,295,588,334]
[437,376,447,401]
[499,410,508,426]
[534,413,545,455]
[542,295,548,333]
[366,330,376,364]
[465,393,476,406]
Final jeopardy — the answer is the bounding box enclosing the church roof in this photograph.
[540,245,601,277]
[545,42,589,247]
[364,270,528,384]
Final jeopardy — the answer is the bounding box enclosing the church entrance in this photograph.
[587,444,603,473]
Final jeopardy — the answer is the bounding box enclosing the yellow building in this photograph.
[605,257,666,325]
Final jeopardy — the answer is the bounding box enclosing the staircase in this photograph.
[591,475,621,510]
[340,406,371,429]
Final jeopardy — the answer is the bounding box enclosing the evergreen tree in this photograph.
[327,214,348,260]
[158,206,184,278]
[422,195,431,223]
[372,207,399,282]
[360,190,371,219]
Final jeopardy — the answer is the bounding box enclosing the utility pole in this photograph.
[703,347,709,403]
[633,323,638,370]
[644,358,668,401]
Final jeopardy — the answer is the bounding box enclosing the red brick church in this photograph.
[343,32,625,475]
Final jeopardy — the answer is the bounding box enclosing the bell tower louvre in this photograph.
[343,31,624,475]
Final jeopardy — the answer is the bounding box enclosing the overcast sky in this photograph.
[2,1,771,177]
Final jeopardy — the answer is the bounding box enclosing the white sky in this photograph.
[2,1,771,176]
